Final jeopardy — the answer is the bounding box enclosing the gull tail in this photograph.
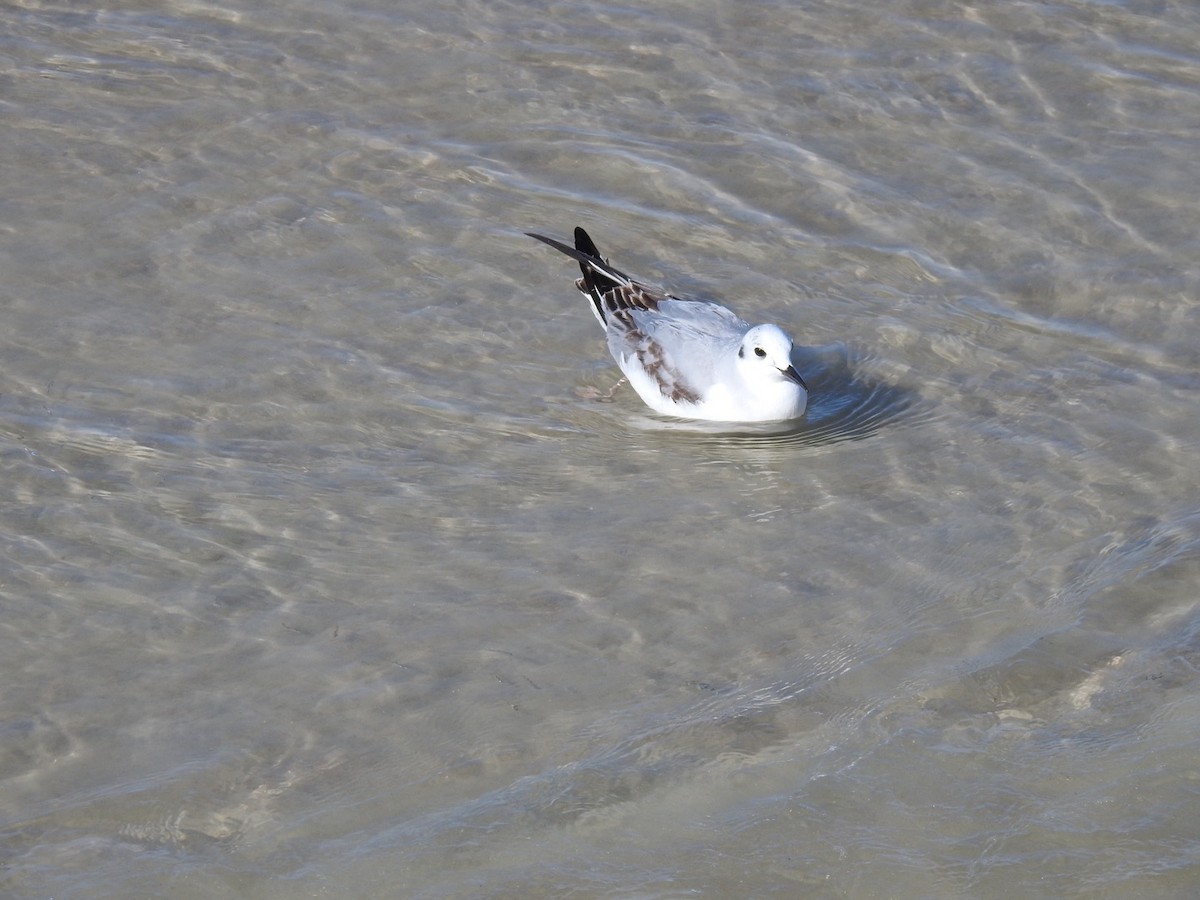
[526,227,632,326]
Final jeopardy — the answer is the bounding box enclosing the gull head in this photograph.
[737,324,808,392]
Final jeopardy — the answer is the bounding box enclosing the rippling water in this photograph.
[3,0,1200,896]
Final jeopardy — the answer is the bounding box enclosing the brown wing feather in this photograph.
[604,283,663,314]
[610,309,702,404]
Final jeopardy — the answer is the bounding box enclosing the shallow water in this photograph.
[3,0,1200,896]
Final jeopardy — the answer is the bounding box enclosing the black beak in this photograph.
[783,364,809,391]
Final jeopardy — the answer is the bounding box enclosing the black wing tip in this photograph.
[525,230,565,249]
[574,226,600,258]
[527,227,602,260]
[526,227,605,267]
[527,227,612,325]
[526,225,629,289]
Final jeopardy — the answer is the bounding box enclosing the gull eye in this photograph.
[753,347,766,359]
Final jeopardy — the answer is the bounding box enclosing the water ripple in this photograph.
[629,342,933,451]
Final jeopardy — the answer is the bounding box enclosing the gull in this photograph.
[527,226,808,423]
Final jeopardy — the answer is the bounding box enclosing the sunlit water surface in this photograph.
[3,0,1200,896]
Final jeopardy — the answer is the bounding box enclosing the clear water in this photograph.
[3,0,1200,896]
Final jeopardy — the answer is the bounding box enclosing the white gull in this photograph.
[527,226,808,423]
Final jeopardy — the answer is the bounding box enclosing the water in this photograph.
[3,0,1199,896]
